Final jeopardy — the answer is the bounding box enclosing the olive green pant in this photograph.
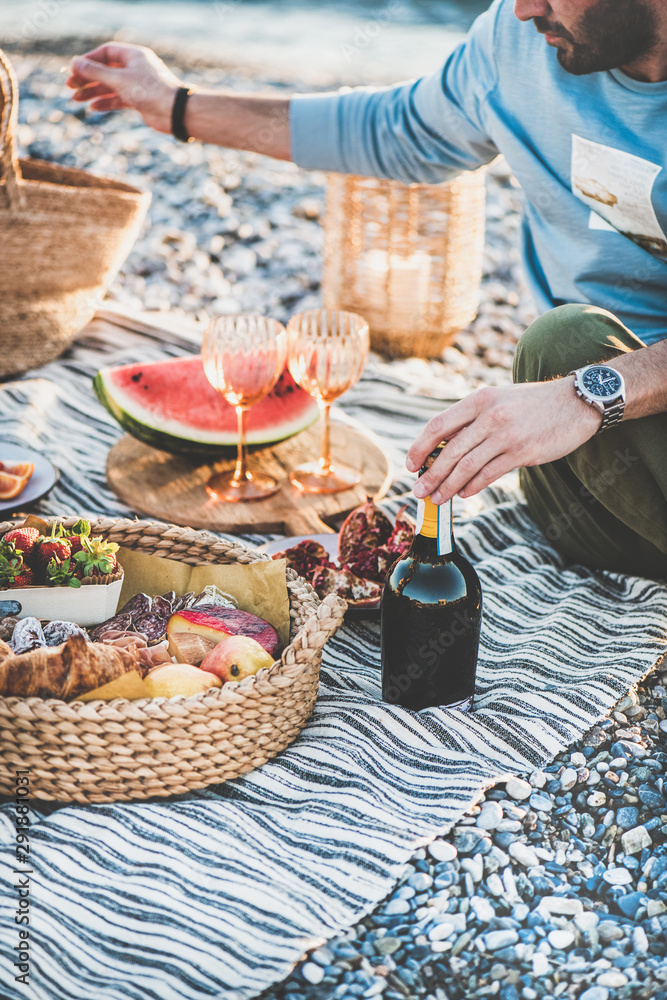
[512,304,667,580]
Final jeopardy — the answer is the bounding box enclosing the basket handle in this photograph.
[0,49,25,212]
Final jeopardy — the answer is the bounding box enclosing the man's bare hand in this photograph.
[66,42,292,159]
[66,43,183,133]
[406,377,602,503]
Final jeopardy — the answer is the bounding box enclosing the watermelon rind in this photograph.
[93,358,319,457]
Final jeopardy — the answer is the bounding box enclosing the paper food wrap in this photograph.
[116,548,290,647]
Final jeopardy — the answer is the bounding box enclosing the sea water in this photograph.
[0,0,492,82]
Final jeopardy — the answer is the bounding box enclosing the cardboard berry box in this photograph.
[0,575,124,627]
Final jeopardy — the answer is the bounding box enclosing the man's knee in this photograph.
[513,303,634,385]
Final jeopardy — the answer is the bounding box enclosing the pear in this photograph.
[199,634,274,683]
[144,663,221,698]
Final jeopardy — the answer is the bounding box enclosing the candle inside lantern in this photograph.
[358,249,432,330]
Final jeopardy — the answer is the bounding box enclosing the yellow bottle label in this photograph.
[416,495,453,554]
[416,494,439,537]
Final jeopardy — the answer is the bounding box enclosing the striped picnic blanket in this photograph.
[1,315,665,1000]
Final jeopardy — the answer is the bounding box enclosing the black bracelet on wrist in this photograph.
[171,86,194,142]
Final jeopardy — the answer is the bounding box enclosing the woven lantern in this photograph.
[322,170,486,359]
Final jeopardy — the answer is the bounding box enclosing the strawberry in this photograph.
[2,526,39,557]
[73,535,119,578]
[64,519,91,556]
[33,526,72,571]
[9,567,35,588]
[45,557,82,589]
[0,541,32,588]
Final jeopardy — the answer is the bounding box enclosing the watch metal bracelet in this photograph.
[597,398,625,432]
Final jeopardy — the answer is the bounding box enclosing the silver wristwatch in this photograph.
[569,364,625,433]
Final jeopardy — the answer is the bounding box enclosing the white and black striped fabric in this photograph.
[1,317,665,1000]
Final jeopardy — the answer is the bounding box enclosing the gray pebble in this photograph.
[508,842,539,868]
[615,806,639,829]
[602,866,632,885]
[559,767,578,791]
[596,972,628,989]
[547,928,575,949]
[427,841,457,863]
[310,946,334,967]
[483,930,519,950]
[579,989,609,1000]
[597,921,625,943]
[375,937,401,956]
[620,825,651,855]
[453,829,492,855]
[301,962,324,985]
[384,898,410,916]
[428,923,456,943]
[528,791,553,812]
[470,896,495,923]
[476,801,503,830]
[407,872,432,892]
[505,777,531,801]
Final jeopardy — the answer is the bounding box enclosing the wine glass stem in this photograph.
[319,401,332,474]
[233,406,250,484]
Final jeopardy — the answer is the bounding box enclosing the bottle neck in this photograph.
[414,494,454,558]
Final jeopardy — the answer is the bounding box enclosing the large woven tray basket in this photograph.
[0,49,150,378]
[0,516,346,804]
[323,170,486,359]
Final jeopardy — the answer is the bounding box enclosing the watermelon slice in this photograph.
[93,355,319,456]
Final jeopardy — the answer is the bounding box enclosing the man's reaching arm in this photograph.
[69,0,501,181]
[67,44,292,160]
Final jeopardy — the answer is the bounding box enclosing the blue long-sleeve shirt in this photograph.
[290,0,667,345]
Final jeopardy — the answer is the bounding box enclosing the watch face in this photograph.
[581,366,622,398]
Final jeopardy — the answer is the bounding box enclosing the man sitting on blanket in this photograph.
[68,0,667,579]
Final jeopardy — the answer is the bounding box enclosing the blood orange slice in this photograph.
[1,462,35,479]
[0,472,28,500]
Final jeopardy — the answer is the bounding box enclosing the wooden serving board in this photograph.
[106,422,392,536]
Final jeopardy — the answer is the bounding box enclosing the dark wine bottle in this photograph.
[381,444,482,712]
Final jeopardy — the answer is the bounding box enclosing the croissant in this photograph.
[0,634,144,701]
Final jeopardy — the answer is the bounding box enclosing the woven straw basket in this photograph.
[0,515,346,804]
[323,170,486,359]
[0,49,150,379]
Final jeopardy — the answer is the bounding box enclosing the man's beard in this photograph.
[535,0,659,75]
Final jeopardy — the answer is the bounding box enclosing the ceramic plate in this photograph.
[0,444,60,515]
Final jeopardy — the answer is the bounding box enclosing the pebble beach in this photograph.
[7,42,667,1000]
